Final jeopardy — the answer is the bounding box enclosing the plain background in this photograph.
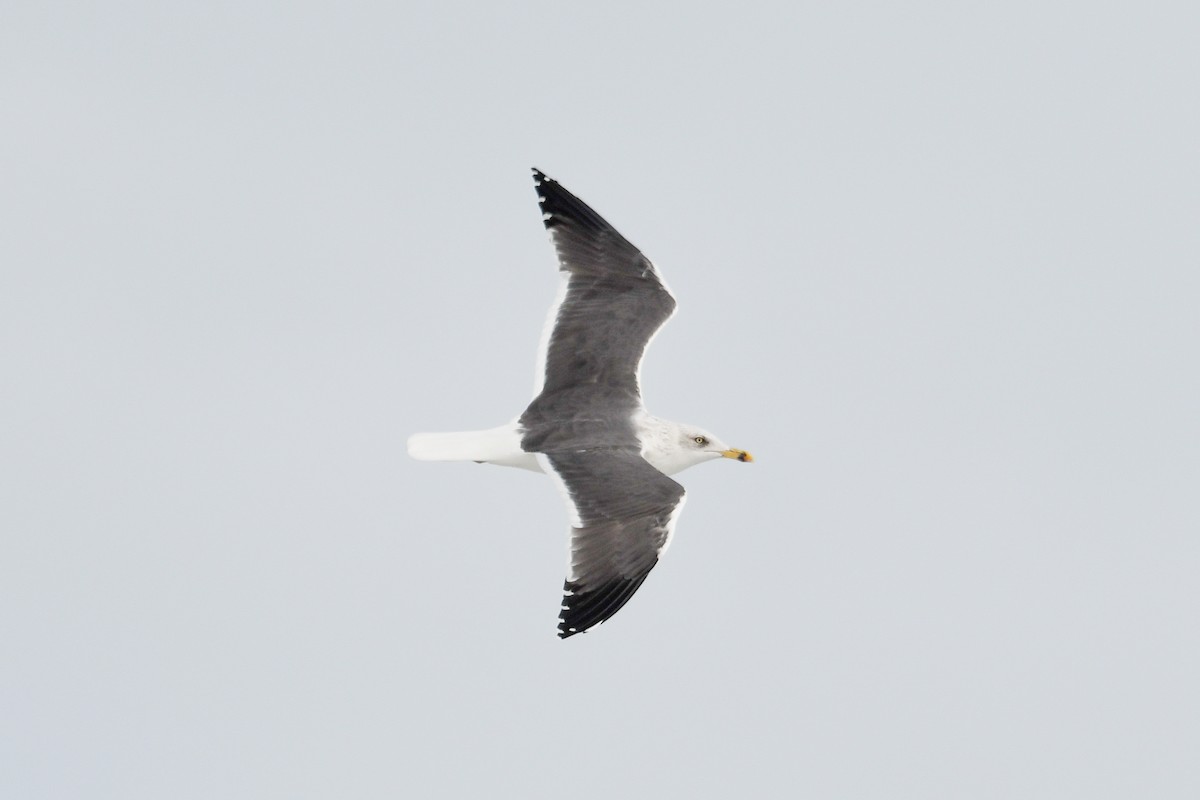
[3,2,1198,797]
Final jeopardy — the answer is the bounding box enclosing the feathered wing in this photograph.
[538,450,686,638]
[526,169,676,410]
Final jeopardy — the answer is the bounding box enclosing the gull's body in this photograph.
[408,169,752,637]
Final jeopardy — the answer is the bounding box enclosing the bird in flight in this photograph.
[408,169,753,637]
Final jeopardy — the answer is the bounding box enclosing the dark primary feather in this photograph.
[532,167,663,283]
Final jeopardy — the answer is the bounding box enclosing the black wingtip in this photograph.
[531,169,611,233]
[556,574,651,639]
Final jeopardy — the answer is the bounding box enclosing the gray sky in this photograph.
[3,2,1198,797]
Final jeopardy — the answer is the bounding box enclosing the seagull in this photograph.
[408,169,753,638]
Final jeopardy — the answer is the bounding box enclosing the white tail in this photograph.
[406,424,541,472]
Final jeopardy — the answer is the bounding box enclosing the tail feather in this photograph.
[407,425,530,467]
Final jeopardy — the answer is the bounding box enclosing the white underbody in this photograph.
[406,412,721,477]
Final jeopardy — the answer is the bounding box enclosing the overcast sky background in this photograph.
[3,2,1198,798]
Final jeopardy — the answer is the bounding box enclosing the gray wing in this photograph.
[521,170,676,451]
[540,449,687,638]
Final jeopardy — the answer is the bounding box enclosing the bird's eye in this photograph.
[694,436,708,445]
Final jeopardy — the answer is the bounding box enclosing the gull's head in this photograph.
[683,428,753,463]
[644,424,753,475]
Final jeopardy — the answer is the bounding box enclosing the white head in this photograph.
[639,417,754,476]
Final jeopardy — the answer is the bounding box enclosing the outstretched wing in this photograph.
[526,169,676,411]
[537,449,687,638]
